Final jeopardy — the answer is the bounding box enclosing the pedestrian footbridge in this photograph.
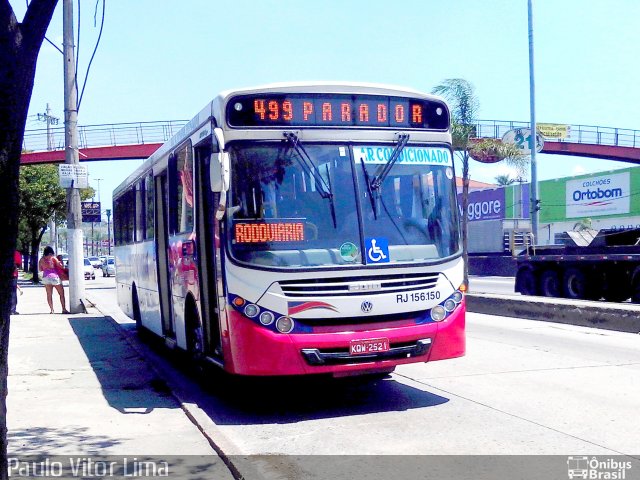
[20,119,640,164]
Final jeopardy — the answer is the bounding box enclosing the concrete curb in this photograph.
[84,290,244,479]
[466,293,640,334]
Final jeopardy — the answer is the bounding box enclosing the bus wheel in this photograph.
[539,270,561,297]
[516,267,538,296]
[185,297,203,361]
[132,286,143,332]
[563,268,589,300]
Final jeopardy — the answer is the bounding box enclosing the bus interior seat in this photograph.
[389,245,439,262]
[302,249,335,266]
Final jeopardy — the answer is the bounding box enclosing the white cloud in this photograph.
[571,165,587,176]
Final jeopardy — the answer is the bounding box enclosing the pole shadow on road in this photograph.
[68,317,179,414]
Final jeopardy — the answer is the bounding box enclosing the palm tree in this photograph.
[432,79,479,287]
[432,80,529,287]
[495,174,516,186]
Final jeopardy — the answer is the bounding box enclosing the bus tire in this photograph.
[563,268,589,300]
[185,296,203,361]
[132,285,143,332]
[539,270,561,297]
[516,267,538,296]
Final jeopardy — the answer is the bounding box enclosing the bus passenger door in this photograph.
[155,173,175,338]
[195,140,222,358]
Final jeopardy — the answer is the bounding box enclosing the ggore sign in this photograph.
[458,188,505,222]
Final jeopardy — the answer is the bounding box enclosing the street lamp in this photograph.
[94,178,103,255]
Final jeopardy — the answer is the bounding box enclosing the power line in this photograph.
[35,104,60,150]
[77,0,106,110]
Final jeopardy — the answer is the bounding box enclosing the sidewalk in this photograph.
[7,275,234,479]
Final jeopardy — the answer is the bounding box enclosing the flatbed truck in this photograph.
[515,228,640,302]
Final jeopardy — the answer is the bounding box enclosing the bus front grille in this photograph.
[278,272,440,298]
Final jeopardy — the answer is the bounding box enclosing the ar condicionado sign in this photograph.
[234,221,305,243]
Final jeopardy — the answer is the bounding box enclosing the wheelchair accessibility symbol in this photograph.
[365,237,390,264]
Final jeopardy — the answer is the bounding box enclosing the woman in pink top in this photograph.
[39,246,69,314]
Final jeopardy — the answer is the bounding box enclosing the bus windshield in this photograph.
[227,141,460,268]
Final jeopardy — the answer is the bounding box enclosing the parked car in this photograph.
[101,257,115,277]
[83,258,95,280]
[88,256,102,269]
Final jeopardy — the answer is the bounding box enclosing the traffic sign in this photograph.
[537,123,571,139]
[502,128,544,154]
[81,201,101,223]
[58,164,88,188]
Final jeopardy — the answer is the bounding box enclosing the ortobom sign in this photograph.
[566,171,630,218]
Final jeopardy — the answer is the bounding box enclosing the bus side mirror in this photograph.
[210,128,230,193]
[211,128,230,220]
[210,154,224,192]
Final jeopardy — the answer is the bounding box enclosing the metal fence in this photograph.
[475,120,640,149]
[22,120,188,152]
[21,119,640,152]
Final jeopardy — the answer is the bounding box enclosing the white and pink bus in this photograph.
[113,82,465,377]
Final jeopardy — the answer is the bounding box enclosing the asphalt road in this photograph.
[87,275,640,478]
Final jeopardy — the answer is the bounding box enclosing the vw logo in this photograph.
[361,301,373,313]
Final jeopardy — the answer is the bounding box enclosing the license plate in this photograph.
[350,338,390,355]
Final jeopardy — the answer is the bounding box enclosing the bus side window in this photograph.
[145,173,154,239]
[168,141,195,234]
[135,179,145,242]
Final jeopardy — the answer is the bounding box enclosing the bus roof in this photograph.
[217,81,444,102]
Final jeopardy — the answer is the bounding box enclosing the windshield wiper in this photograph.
[360,159,378,219]
[283,132,337,228]
[370,133,410,191]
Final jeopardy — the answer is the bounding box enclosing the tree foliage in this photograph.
[18,165,93,281]
[494,174,516,186]
[469,138,528,176]
[0,1,59,476]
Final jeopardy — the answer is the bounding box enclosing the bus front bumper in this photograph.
[223,300,466,376]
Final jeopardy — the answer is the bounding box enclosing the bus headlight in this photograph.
[259,311,275,326]
[443,298,456,312]
[452,290,463,303]
[430,305,447,322]
[276,316,294,333]
[244,304,260,318]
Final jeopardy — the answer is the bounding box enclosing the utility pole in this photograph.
[64,0,85,313]
[36,103,59,150]
[528,0,539,242]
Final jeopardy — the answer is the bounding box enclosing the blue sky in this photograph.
[14,0,640,213]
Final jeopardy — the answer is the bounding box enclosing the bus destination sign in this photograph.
[234,220,305,244]
[227,93,449,130]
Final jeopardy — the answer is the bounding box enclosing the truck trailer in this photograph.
[515,228,640,303]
